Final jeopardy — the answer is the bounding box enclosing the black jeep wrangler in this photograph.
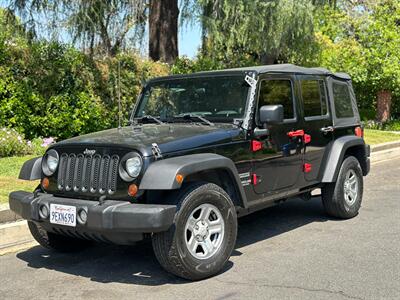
[10,64,370,280]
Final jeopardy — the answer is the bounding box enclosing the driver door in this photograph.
[252,76,304,195]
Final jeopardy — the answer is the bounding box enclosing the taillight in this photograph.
[355,126,363,138]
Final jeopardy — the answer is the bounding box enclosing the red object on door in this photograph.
[287,129,305,138]
[251,140,263,152]
[304,134,311,144]
[252,173,258,185]
[355,126,363,138]
[303,163,312,173]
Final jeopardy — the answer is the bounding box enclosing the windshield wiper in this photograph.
[174,114,214,126]
[134,115,164,125]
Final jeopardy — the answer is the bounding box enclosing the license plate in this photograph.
[49,204,76,227]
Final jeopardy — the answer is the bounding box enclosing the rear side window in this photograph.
[332,82,354,118]
[300,80,327,117]
[258,80,294,119]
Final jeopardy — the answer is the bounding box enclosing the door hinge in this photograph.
[303,163,312,173]
[251,140,263,152]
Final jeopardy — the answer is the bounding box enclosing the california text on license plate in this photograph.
[49,204,76,227]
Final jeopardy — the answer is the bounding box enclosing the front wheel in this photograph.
[322,156,364,219]
[152,183,237,280]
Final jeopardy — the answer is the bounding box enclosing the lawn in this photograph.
[0,129,399,204]
[364,129,400,145]
[0,155,39,204]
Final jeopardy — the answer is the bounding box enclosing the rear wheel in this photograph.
[152,183,237,280]
[28,221,91,252]
[322,156,363,219]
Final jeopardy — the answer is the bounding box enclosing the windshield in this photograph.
[133,75,250,122]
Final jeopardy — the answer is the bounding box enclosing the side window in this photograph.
[258,80,294,120]
[332,82,354,118]
[301,80,327,117]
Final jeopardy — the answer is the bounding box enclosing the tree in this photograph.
[7,0,147,56]
[148,0,179,63]
[315,0,400,121]
[197,0,315,65]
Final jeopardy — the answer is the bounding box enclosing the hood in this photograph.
[54,124,243,156]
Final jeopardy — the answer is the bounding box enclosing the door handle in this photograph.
[320,126,334,133]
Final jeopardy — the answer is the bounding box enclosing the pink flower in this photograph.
[41,137,55,147]
[27,140,32,147]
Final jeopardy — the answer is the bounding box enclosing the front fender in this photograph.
[139,153,247,206]
[18,157,42,180]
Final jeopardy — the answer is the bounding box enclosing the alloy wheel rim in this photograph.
[344,169,358,206]
[184,203,225,260]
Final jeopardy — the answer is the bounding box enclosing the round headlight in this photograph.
[126,156,142,178]
[42,149,59,176]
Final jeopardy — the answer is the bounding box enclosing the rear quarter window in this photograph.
[332,82,354,118]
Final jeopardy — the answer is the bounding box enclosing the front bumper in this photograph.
[9,191,176,244]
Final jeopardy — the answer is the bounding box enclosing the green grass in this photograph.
[0,155,38,204]
[364,129,400,145]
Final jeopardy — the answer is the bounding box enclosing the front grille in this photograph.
[57,153,119,195]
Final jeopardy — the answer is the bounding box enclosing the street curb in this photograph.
[0,220,36,255]
[370,146,400,164]
[370,140,400,153]
[0,204,21,224]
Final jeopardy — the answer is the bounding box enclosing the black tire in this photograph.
[322,156,363,219]
[152,182,237,280]
[28,221,91,252]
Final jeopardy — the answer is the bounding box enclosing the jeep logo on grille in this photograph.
[83,149,96,155]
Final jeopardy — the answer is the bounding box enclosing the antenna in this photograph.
[117,60,122,130]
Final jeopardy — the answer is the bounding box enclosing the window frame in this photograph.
[298,75,330,121]
[132,73,252,123]
[331,80,355,119]
[255,76,298,125]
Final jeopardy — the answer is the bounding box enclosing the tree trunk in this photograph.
[149,0,179,64]
[260,53,276,65]
[376,90,392,122]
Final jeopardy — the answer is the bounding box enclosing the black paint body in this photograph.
[24,65,370,217]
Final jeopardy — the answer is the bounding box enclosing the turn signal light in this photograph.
[42,177,49,189]
[128,184,138,197]
[176,174,184,184]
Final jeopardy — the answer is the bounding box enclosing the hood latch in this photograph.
[152,143,163,160]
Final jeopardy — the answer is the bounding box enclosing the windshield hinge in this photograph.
[152,143,163,160]
[245,75,257,88]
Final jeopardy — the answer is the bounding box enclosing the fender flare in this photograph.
[18,157,42,180]
[139,153,248,207]
[321,136,367,183]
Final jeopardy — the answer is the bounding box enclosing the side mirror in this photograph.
[259,105,284,124]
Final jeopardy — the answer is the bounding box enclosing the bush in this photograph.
[0,19,169,140]
[384,120,400,131]
[362,119,400,131]
[0,128,28,157]
[0,127,54,157]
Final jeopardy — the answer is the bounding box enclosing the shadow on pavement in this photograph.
[16,197,330,286]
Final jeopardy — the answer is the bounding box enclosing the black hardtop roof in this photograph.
[148,64,351,83]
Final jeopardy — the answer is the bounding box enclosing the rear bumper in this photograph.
[9,191,176,244]
[365,144,371,176]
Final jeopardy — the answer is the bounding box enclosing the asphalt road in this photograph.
[0,158,399,300]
